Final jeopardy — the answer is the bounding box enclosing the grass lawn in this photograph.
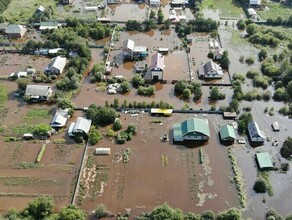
[258,2,292,20]
[25,108,51,122]
[201,0,246,18]
[2,0,56,21]
[0,85,8,105]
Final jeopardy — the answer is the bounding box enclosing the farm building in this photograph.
[9,71,27,79]
[24,85,52,101]
[45,56,67,75]
[223,112,237,120]
[95,148,111,155]
[186,35,192,44]
[198,61,224,79]
[213,49,224,60]
[150,108,173,116]
[122,39,148,60]
[50,113,68,128]
[248,120,266,144]
[150,52,165,81]
[172,118,210,142]
[39,21,59,30]
[271,122,280,132]
[68,117,92,137]
[149,0,160,7]
[158,48,169,55]
[5,24,27,38]
[219,124,236,143]
[247,8,257,19]
[256,152,273,170]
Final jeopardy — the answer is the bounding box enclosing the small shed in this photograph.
[209,41,214,49]
[271,122,280,132]
[219,124,236,143]
[223,112,237,119]
[150,108,173,116]
[158,48,169,55]
[186,35,192,44]
[214,40,220,49]
[256,152,273,170]
[27,68,36,74]
[95,148,111,155]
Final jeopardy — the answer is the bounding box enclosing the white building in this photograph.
[198,61,224,79]
[248,120,266,144]
[150,52,165,81]
[45,56,67,75]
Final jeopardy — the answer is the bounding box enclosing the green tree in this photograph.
[209,87,225,101]
[220,51,230,69]
[24,196,54,219]
[246,23,257,35]
[287,81,292,99]
[120,81,131,93]
[273,88,288,102]
[280,137,292,160]
[229,99,239,112]
[184,212,200,220]
[253,178,267,193]
[258,48,268,61]
[132,74,145,88]
[150,203,184,220]
[56,97,75,109]
[237,112,253,135]
[86,105,118,126]
[88,126,101,145]
[157,7,164,24]
[113,118,122,131]
[191,82,202,100]
[174,80,187,95]
[200,210,215,220]
[33,124,52,137]
[217,208,241,220]
[57,205,86,220]
[95,204,108,219]
[183,88,191,99]
[246,69,260,79]
[127,124,137,135]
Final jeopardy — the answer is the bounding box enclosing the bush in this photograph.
[253,178,267,193]
[132,74,145,88]
[88,127,101,145]
[209,86,225,101]
[127,124,137,135]
[174,81,187,95]
[137,86,155,96]
[233,73,245,83]
[95,204,108,219]
[245,57,255,65]
[280,137,292,160]
[36,144,47,163]
[113,118,122,131]
[246,69,260,79]
[253,76,270,89]
[281,162,290,172]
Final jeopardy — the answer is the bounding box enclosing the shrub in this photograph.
[281,162,290,172]
[246,69,260,79]
[127,124,137,135]
[233,73,245,83]
[245,57,255,65]
[36,144,47,163]
[253,178,267,193]
[95,204,108,219]
[113,118,122,131]
[88,127,101,145]
[137,86,155,96]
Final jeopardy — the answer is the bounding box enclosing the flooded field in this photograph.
[106,4,149,22]
[0,81,84,214]
[78,113,238,215]
[0,54,52,76]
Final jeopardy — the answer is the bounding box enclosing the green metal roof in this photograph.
[219,124,236,140]
[40,21,58,27]
[180,118,210,137]
[256,152,273,169]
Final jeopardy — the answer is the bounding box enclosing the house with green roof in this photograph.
[172,118,210,142]
[256,152,273,170]
[219,124,236,143]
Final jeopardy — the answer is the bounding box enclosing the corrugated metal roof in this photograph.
[219,124,236,140]
[123,39,135,51]
[150,52,164,70]
[25,85,51,97]
[46,56,67,73]
[5,24,27,35]
[180,118,210,137]
[73,117,92,134]
[248,120,266,139]
[256,152,273,169]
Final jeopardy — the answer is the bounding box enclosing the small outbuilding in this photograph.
[223,112,237,120]
[95,148,111,155]
[256,152,273,170]
[5,24,27,38]
[50,113,68,128]
[150,108,173,116]
[39,21,59,30]
[186,35,192,44]
[271,122,280,132]
[68,117,92,137]
[219,124,236,143]
[213,49,224,60]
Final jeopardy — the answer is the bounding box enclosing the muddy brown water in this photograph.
[79,113,238,215]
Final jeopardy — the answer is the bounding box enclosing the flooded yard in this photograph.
[78,113,238,215]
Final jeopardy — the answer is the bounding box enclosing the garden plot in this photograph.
[77,113,238,216]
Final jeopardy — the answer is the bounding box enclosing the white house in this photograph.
[150,52,165,81]
[68,117,92,137]
[45,56,67,75]
[50,113,68,128]
[24,85,52,101]
[248,120,266,144]
[198,61,224,79]
[213,49,224,60]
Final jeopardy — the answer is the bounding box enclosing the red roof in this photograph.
[151,52,164,70]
